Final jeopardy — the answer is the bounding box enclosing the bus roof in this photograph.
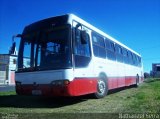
[68,14,141,57]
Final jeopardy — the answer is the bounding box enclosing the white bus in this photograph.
[13,14,143,98]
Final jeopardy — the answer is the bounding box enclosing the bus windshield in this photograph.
[18,25,72,71]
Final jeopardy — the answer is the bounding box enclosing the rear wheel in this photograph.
[94,75,108,99]
[134,74,139,87]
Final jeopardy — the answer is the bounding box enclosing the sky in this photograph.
[0,0,160,72]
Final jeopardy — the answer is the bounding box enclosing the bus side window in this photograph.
[105,39,116,61]
[122,48,128,64]
[74,27,91,68]
[92,32,106,59]
[128,51,133,65]
[133,54,137,66]
[115,44,123,62]
[138,56,142,67]
[74,29,91,57]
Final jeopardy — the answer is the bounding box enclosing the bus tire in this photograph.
[94,75,108,99]
[134,74,139,87]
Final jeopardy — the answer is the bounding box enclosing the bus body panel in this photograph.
[16,69,74,84]
[15,14,144,97]
[16,75,97,96]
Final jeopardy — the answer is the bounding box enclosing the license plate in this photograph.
[32,90,42,95]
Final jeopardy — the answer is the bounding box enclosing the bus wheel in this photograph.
[134,74,139,87]
[94,76,108,99]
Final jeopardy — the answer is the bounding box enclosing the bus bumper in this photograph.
[16,78,97,97]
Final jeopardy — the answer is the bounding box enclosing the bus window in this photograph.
[105,39,116,61]
[74,28,91,68]
[115,44,123,62]
[92,32,106,59]
[105,38,110,50]
[133,54,137,66]
[122,48,128,64]
[128,51,134,65]
[138,56,142,67]
[74,29,91,57]
[135,55,139,66]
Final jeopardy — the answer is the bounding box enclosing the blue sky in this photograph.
[0,0,160,72]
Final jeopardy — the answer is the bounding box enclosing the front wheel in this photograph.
[94,76,108,99]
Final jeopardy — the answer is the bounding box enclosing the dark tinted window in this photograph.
[115,44,123,62]
[105,39,116,61]
[127,51,132,64]
[92,34,105,48]
[105,39,112,50]
[122,48,128,64]
[135,55,140,66]
[115,44,122,54]
[92,32,106,58]
[105,39,115,52]
[157,66,160,71]
[75,29,91,57]
[138,56,142,67]
[133,54,137,66]
[122,48,127,56]
[74,28,91,68]
[19,25,72,71]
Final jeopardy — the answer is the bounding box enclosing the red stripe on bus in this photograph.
[108,76,137,89]
[16,78,98,96]
[16,76,142,96]
[68,77,98,96]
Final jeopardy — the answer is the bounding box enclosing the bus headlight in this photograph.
[50,80,70,86]
[64,80,70,85]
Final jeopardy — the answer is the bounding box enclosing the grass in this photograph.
[0,91,16,96]
[0,78,160,119]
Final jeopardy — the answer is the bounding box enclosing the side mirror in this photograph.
[9,42,16,55]
[81,30,88,44]
[75,23,88,44]
[9,34,22,55]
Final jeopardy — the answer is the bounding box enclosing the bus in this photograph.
[12,14,144,98]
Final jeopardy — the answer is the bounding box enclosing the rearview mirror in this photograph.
[9,34,22,55]
[75,23,88,44]
[9,42,16,55]
[81,30,88,44]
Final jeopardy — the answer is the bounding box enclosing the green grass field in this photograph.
[0,78,160,119]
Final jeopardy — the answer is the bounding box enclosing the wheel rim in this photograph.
[98,80,106,94]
